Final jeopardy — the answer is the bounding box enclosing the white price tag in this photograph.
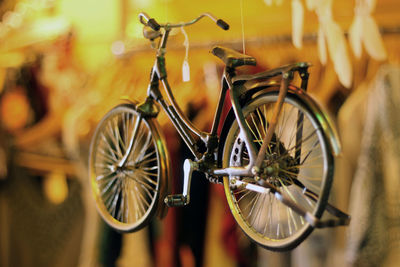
[181,25,190,82]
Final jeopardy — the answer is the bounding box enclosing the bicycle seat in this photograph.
[211,46,256,68]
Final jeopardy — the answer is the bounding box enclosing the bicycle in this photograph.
[88,12,350,251]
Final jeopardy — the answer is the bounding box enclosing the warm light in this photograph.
[0,23,9,38]
[29,17,70,37]
[126,20,143,39]
[131,0,152,9]
[3,11,21,28]
[43,172,69,204]
[111,40,126,55]
[0,88,30,132]
[15,3,29,16]
[0,52,25,67]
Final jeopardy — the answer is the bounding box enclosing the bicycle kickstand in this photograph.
[164,159,198,207]
[231,179,350,228]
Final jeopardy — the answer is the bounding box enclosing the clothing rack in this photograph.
[15,151,78,176]
[120,26,400,57]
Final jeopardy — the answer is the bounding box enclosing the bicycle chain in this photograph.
[205,173,223,184]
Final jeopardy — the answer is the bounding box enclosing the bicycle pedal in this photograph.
[164,194,189,207]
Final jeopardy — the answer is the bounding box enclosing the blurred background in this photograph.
[0,0,399,266]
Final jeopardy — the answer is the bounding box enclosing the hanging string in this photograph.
[164,0,168,23]
[240,0,246,54]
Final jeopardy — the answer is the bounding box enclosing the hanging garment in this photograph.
[0,165,85,267]
[343,64,400,267]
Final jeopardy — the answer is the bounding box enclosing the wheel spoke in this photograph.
[107,120,123,158]
[137,132,153,161]
[129,126,146,160]
[133,151,157,166]
[128,179,140,221]
[134,169,158,179]
[100,174,119,195]
[101,133,119,160]
[125,172,156,191]
[250,112,264,143]
[256,106,267,137]
[287,110,305,154]
[134,185,148,215]
[110,179,123,218]
[113,115,126,153]
[118,179,127,222]
[286,129,318,154]
[236,189,253,203]
[98,147,118,163]
[245,192,261,220]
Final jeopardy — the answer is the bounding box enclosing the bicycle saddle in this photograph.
[211,46,256,68]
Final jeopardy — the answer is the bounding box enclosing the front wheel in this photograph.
[222,91,334,251]
[89,104,169,232]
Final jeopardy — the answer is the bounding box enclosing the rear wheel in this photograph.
[89,104,168,232]
[222,91,333,250]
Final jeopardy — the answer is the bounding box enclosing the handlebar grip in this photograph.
[216,19,229,30]
[148,18,161,31]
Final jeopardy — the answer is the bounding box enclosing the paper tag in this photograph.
[181,26,190,82]
[182,60,190,82]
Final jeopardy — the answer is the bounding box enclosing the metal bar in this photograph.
[213,166,252,176]
[210,78,229,136]
[15,152,78,176]
[226,72,258,165]
[119,26,400,57]
[295,69,309,164]
[159,28,170,51]
[160,78,208,140]
[160,13,218,29]
[231,179,318,226]
[230,177,350,228]
[157,98,201,159]
[232,62,310,84]
[254,73,290,171]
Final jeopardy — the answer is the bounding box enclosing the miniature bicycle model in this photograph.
[89,12,350,251]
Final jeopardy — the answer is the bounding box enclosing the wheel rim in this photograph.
[89,106,161,232]
[223,93,332,250]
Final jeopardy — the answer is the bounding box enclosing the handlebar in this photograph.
[138,12,229,31]
[216,19,229,30]
[139,12,161,31]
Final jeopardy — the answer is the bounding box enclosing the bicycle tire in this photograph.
[89,104,169,232]
[222,91,334,251]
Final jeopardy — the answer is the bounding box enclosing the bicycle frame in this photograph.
[133,22,318,183]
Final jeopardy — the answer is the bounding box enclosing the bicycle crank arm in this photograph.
[230,179,350,228]
[164,159,198,207]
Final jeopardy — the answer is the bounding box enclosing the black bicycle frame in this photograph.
[142,26,230,162]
